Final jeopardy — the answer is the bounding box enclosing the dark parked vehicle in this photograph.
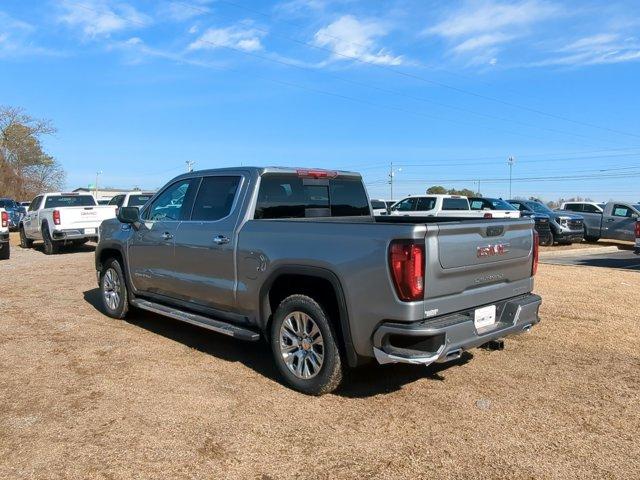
[559,201,639,242]
[0,198,26,231]
[508,199,584,245]
[96,167,541,395]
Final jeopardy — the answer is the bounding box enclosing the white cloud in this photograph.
[313,15,402,66]
[58,0,151,38]
[0,11,59,57]
[157,1,212,23]
[426,0,560,64]
[188,24,265,52]
[427,0,560,38]
[452,32,514,54]
[535,33,640,66]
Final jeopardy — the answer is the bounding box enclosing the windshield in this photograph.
[527,201,553,214]
[44,195,97,208]
[129,194,153,207]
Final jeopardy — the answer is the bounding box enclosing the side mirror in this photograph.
[117,206,140,226]
[632,213,639,219]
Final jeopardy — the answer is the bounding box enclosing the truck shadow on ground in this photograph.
[83,287,472,398]
[31,243,96,255]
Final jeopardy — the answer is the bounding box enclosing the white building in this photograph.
[73,187,130,203]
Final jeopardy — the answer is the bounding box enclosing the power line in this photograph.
[175,0,640,141]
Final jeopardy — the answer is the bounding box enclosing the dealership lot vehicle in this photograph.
[20,192,115,254]
[508,199,584,244]
[370,198,393,216]
[107,191,155,212]
[0,240,638,479]
[635,220,640,254]
[559,201,640,242]
[468,197,521,219]
[0,209,9,259]
[97,167,540,394]
[389,194,491,218]
[0,198,26,231]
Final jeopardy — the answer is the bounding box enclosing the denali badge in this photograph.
[477,243,510,257]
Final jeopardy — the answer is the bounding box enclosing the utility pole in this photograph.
[475,179,481,196]
[186,160,195,173]
[95,171,102,200]
[507,156,515,199]
[388,162,401,200]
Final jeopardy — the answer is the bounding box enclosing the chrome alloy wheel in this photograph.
[103,268,122,311]
[279,311,325,379]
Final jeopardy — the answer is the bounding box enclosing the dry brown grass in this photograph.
[1,233,639,479]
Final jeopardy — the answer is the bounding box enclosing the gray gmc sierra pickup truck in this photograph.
[96,167,541,394]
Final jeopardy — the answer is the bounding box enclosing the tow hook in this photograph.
[480,339,504,351]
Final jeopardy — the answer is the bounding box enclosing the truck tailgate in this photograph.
[425,219,535,316]
[57,206,116,229]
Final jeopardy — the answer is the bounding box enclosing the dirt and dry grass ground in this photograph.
[1,233,638,479]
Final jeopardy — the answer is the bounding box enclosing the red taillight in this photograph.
[635,221,640,239]
[532,230,539,276]
[296,169,338,179]
[1,211,7,228]
[483,212,493,219]
[389,240,425,301]
[53,209,61,225]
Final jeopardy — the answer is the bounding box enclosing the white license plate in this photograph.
[85,228,96,234]
[474,305,496,329]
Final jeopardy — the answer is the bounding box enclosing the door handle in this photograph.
[213,235,230,245]
[606,218,615,223]
[162,232,174,240]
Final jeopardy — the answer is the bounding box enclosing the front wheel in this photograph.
[99,258,129,319]
[270,294,343,395]
[0,243,9,260]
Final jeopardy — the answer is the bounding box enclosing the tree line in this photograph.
[0,106,65,201]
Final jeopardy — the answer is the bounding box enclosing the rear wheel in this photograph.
[270,294,343,395]
[19,226,33,249]
[42,225,60,255]
[99,258,129,319]
[0,242,9,260]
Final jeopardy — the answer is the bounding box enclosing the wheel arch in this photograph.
[259,266,360,368]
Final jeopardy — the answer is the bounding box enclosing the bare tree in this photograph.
[0,106,64,199]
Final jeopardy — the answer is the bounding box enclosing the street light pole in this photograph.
[186,160,195,173]
[507,156,515,198]
[95,171,102,200]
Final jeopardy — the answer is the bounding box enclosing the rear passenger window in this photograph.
[191,176,241,221]
[612,205,632,217]
[416,197,436,211]
[442,198,469,210]
[255,175,369,219]
[583,204,601,214]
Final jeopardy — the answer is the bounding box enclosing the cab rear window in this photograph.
[44,195,96,208]
[442,198,469,210]
[255,174,370,219]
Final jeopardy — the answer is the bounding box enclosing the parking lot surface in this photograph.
[1,237,639,479]
[541,249,640,271]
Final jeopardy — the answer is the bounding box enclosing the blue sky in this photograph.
[1,0,639,202]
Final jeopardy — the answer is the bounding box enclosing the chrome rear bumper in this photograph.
[373,294,541,366]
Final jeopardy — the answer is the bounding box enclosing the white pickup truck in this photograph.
[0,208,9,260]
[19,193,116,254]
[389,194,510,218]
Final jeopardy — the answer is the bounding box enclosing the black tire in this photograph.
[0,242,9,260]
[42,224,60,255]
[270,294,343,395]
[19,226,33,249]
[584,228,600,243]
[548,232,556,246]
[99,257,129,319]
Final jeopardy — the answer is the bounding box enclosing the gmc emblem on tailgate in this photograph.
[477,243,510,257]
